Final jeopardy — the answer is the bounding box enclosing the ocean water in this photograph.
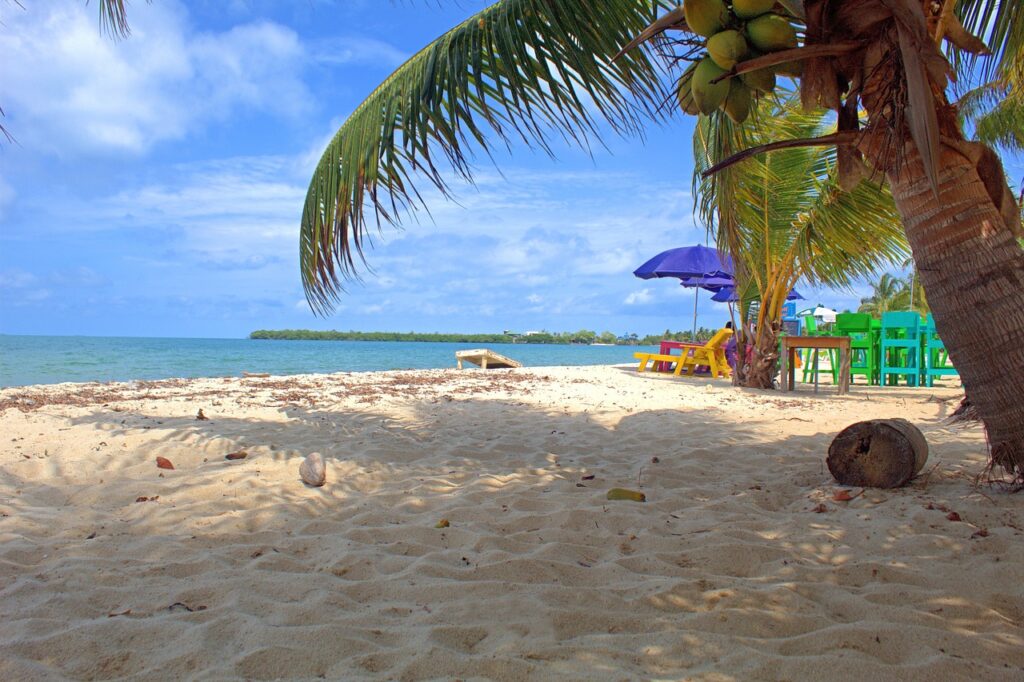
[0,335,656,388]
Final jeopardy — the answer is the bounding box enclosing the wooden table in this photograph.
[779,336,852,394]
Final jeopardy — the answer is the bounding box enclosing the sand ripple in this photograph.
[1,367,1022,680]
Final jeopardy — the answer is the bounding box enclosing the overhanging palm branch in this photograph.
[301,0,673,313]
[91,0,151,39]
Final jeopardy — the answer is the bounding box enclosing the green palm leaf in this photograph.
[693,92,907,320]
[301,0,672,313]
[955,0,1023,83]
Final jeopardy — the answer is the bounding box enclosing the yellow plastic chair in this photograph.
[678,328,733,378]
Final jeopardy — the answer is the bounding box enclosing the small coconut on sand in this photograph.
[1,365,1022,680]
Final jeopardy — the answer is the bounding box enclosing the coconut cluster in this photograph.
[677,0,799,122]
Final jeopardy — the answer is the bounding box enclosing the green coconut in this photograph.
[774,60,803,78]
[732,0,776,19]
[746,13,798,52]
[678,86,700,115]
[722,80,752,123]
[740,66,777,93]
[683,0,728,38]
[676,63,701,115]
[707,30,749,70]
[691,56,731,114]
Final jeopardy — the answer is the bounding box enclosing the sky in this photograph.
[0,1,1017,340]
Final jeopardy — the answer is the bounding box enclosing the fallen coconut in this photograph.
[299,452,326,487]
[827,419,928,488]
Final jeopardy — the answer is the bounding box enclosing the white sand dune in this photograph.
[1,366,1022,680]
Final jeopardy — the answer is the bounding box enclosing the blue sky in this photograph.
[0,2,1018,339]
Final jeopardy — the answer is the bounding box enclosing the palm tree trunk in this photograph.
[745,321,780,389]
[885,141,1024,476]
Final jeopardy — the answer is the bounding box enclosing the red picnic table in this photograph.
[657,340,701,372]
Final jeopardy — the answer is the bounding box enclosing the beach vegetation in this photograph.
[693,93,907,388]
[248,328,713,346]
[857,272,929,317]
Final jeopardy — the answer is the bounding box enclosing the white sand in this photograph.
[1,365,1022,680]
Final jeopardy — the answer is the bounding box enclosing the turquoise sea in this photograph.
[0,335,656,388]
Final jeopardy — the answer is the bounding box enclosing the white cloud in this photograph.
[8,154,309,292]
[0,2,309,154]
[573,248,638,276]
[49,267,108,287]
[0,268,50,306]
[312,36,409,68]
[0,269,38,289]
[624,288,652,305]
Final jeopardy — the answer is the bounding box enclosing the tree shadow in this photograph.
[0,388,1018,680]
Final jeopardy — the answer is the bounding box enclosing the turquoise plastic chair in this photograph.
[880,312,921,386]
[835,313,877,385]
[922,313,957,386]
[801,315,838,384]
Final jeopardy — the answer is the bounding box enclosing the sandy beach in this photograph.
[1,365,1022,680]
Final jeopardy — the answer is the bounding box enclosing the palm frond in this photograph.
[954,0,1023,83]
[90,0,136,39]
[956,79,1008,123]
[693,92,907,319]
[301,0,672,313]
[973,90,1024,153]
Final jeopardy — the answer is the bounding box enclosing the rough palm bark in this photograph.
[884,140,1024,473]
[753,0,1024,476]
[747,321,781,389]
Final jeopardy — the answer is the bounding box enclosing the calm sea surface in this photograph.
[0,335,656,388]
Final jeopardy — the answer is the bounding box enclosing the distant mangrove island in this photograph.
[249,328,716,345]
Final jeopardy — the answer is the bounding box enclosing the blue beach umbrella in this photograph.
[633,245,734,280]
[679,275,734,291]
[633,246,734,336]
[709,286,805,303]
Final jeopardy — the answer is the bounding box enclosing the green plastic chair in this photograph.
[835,313,878,385]
[801,315,839,384]
[880,311,921,386]
[922,313,958,386]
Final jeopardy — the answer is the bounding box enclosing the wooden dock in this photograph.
[455,348,522,369]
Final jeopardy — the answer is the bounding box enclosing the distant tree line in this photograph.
[249,328,718,345]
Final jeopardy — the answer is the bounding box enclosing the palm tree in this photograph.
[86,0,1024,474]
[693,95,907,388]
[858,273,911,316]
[293,2,1024,475]
[901,255,929,314]
[682,2,1024,474]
